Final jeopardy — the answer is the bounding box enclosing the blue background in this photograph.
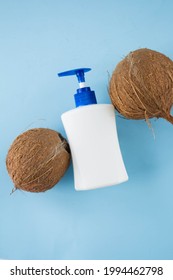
[0,0,173,260]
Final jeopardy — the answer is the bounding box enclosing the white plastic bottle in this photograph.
[58,68,128,191]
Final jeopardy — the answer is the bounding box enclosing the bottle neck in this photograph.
[74,87,97,107]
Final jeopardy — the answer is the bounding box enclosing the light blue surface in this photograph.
[0,0,173,260]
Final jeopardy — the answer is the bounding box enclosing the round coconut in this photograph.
[109,48,173,124]
[6,128,71,192]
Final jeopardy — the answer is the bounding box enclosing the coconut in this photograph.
[6,128,71,192]
[109,48,173,124]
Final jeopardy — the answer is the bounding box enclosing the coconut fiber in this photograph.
[109,48,173,124]
[6,128,71,192]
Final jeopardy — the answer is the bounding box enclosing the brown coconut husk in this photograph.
[109,48,173,124]
[6,128,71,193]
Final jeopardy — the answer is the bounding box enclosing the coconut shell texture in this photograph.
[6,128,71,192]
[109,48,173,124]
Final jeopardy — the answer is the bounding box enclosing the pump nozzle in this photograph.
[58,68,91,88]
[58,68,97,107]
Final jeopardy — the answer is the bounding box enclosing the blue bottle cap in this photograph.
[58,68,97,107]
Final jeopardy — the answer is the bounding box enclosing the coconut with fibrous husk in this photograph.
[109,48,173,124]
[6,128,71,193]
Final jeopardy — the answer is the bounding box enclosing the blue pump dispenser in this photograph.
[58,67,128,190]
[58,68,97,107]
